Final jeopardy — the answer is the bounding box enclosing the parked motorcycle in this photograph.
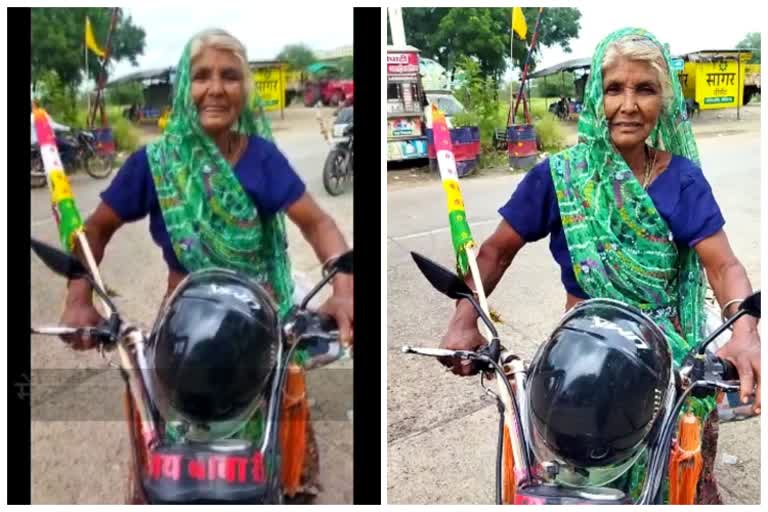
[31,238,353,504]
[548,98,570,121]
[322,124,353,196]
[31,128,115,188]
[402,251,760,505]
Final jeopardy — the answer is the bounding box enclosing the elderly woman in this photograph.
[441,28,759,503]
[60,28,352,501]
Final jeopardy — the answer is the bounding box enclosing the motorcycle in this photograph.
[548,98,570,121]
[322,123,353,197]
[30,237,353,504]
[31,127,115,188]
[401,251,760,505]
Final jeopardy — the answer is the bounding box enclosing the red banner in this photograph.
[428,141,481,161]
[387,52,419,75]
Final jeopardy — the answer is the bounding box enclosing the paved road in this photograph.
[387,130,761,504]
[30,106,354,504]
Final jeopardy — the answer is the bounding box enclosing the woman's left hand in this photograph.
[717,328,761,414]
[318,276,354,346]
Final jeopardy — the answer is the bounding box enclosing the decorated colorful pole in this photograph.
[32,107,86,250]
[33,103,158,446]
[432,104,528,492]
[431,105,491,332]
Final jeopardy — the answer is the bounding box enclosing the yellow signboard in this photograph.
[253,65,286,112]
[677,62,697,100]
[695,60,744,110]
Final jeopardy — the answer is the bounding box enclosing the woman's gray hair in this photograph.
[602,35,673,110]
[189,28,253,100]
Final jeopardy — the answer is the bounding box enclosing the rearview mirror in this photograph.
[31,238,88,279]
[739,290,761,319]
[411,252,472,300]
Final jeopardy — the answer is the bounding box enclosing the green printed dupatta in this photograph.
[146,38,294,320]
[548,28,714,499]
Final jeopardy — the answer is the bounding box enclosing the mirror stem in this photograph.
[300,268,338,310]
[461,294,499,339]
[86,274,117,316]
[697,309,747,355]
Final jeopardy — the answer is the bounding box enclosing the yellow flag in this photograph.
[512,7,527,40]
[85,16,106,58]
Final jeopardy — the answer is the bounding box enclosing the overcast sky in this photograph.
[99,5,759,83]
[515,4,760,78]
[107,6,353,80]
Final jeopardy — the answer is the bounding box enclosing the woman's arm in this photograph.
[451,220,527,325]
[59,202,124,349]
[440,220,526,375]
[695,229,760,414]
[66,202,124,304]
[286,192,353,343]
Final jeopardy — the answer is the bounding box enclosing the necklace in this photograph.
[225,133,243,164]
[641,146,657,190]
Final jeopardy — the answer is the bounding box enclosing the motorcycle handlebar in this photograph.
[31,325,112,340]
[713,356,740,381]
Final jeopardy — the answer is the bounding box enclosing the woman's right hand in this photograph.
[438,305,486,376]
[59,300,106,351]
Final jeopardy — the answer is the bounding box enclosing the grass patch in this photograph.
[74,105,141,152]
[534,112,566,153]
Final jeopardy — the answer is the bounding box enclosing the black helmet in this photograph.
[526,299,674,487]
[147,269,281,442]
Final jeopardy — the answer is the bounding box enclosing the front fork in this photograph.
[498,353,531,504]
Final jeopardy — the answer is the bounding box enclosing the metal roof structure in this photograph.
[676,49,754,62]
[108,60,290,88]
[106,67,174,87]
[528,57,591,79]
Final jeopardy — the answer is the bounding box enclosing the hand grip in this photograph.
[715,357,740,381]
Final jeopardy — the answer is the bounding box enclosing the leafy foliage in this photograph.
[532,71,576,98]
[276,43,317,69]
[31,8,146,90]
[35,70,81,126]
[736,32,760,63]
[106,81,144,106]
[400,7,581,80]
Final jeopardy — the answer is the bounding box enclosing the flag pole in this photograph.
[431,105,528,489]
[510,7,545,126]
[32,103,112,317]
[509,8,515,111]
[84,24,90,117]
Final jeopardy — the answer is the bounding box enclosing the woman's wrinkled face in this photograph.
[190,47,246,135]
[602,57,663,151]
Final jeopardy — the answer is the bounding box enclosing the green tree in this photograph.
[533,71,576,98]
[106,81,144,106]
[510,8,582,71]
[736,32,760,63]
[402,7,581,82]
[276,43,317,70]
[336,55,354,79]
[31,8,146,91]
[452,57,506,145]
[35,70,80,126]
